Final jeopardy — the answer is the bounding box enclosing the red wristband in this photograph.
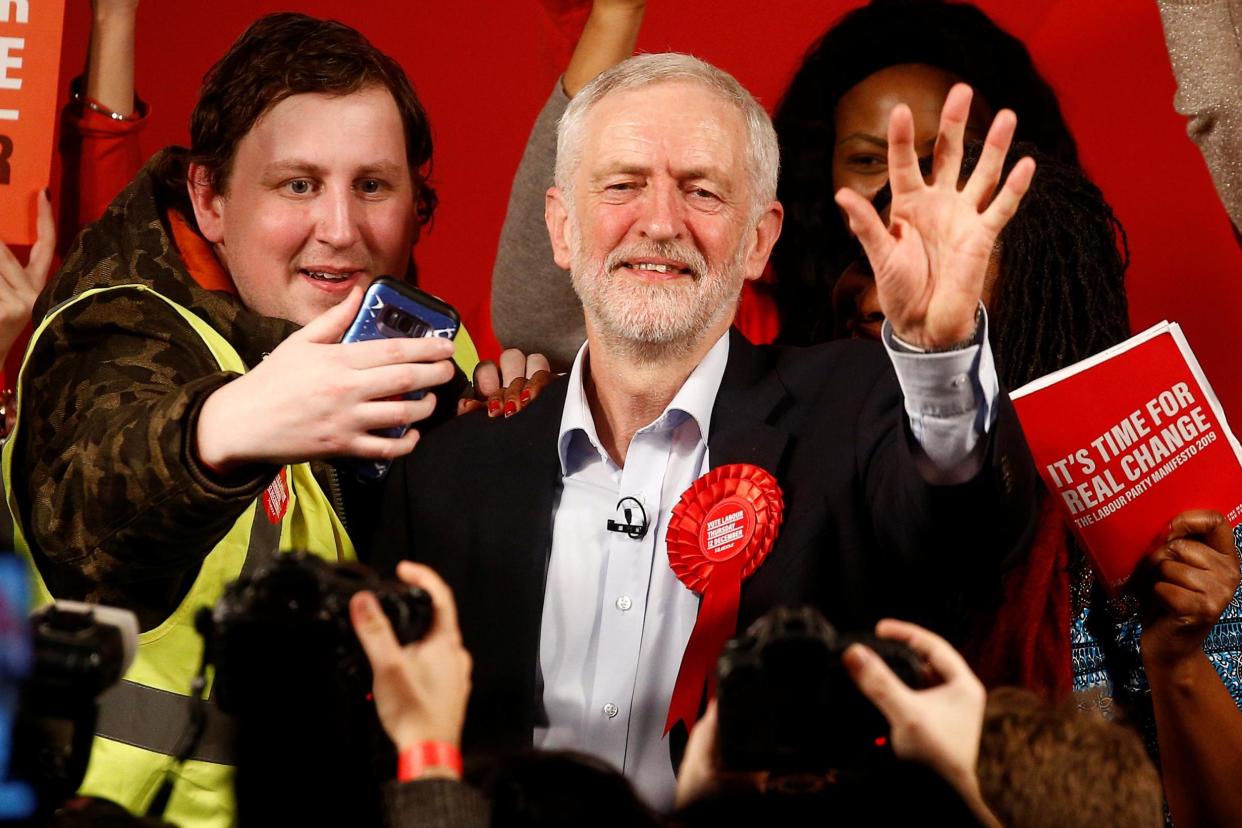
[397,741,463,781]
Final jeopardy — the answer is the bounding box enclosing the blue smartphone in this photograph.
[340,277,461,479]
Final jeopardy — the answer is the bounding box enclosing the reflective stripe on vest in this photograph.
[1,284,356,828]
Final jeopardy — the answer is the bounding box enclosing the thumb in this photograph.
[843,642,911,723]
[26,189,56,290]
[297,283,367,344]
[835,187,894,272]
[349,590,403,671]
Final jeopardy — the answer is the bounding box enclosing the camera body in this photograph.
[198,552,432,713]
[716,606,926,778]
[14,599,138,815]
[197,553,432,826]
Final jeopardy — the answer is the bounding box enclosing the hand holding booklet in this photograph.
[1011,321,1242,592]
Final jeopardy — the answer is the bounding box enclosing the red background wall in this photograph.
[50,1,1242,419]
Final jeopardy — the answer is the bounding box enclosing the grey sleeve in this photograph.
[1158,0,1242,229]
[490,81,586,369]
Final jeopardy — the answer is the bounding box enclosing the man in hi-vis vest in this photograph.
[1,13,468,827]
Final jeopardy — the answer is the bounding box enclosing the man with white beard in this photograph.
[374,53,1037,810]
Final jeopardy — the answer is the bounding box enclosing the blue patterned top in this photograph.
[1071,524,1242,722]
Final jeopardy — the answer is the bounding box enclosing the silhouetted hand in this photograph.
[844,618,999,826]
[350,561,473,777]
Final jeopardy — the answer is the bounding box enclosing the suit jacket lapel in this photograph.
[706,331,798,633]
[504,379,569,734]
[506,376,570,602]
[708,330,790,474]
[665,332,793,767]
[461,378,567,750]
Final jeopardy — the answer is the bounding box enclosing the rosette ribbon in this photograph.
[664,463,784,734]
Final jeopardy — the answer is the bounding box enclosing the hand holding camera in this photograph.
[350,561,473,769]
[842,618,994,823]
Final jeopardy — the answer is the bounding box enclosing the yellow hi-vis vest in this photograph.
[0,284,372,828]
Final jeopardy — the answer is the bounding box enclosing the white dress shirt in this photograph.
[535,316,999,809]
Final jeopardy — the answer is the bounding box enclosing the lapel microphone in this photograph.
[606,496,649,540]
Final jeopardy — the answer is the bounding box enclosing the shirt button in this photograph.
[603,703,620,719]
[951,373,968,389]
[615,595,633,611]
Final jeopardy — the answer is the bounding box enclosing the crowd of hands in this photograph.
[3,0,1242,822]
[348,504,1240,822]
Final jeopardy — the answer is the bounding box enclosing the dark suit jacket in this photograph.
[374,331,1036,759]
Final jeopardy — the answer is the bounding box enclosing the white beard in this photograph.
[569,233,747,359]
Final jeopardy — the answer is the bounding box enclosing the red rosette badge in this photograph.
[664,463,784,734]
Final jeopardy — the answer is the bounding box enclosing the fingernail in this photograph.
[353,591,377,620]
[504,401,517,418]
[519,389,531,404]
[843,643,870,667]
[487,399,501,417]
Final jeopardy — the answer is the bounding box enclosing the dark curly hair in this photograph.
[770,0,1078,346]
[189,12,437,227]
[981,143,1130,388]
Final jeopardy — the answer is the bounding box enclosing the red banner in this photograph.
[0,0,66,244]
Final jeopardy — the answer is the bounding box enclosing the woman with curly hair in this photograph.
[771,0,1079,345]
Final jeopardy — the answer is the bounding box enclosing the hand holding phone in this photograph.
[340,277,461,479]
[196,285,455,476]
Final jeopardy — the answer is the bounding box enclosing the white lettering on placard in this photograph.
[0,37,23,91]
[0,1,29,24]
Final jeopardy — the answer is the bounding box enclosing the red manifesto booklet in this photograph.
[1011,321,1242,592]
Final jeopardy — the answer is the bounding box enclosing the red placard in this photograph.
[1012,322,1242,592]
[0,0,66,244]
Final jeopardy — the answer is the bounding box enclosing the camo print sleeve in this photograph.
[14,288,276,626]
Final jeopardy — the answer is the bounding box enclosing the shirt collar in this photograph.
[557,331,732,476]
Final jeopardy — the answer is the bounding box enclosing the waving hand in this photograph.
[835,84,1035,349]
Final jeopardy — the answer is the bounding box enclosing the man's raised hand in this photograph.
[835,84,1035,349]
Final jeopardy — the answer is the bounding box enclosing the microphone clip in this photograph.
[606,496,649,540]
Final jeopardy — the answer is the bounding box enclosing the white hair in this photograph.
[554,53,779,216]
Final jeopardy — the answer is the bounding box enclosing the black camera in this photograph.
[716,606,926,781]
[195,554,433,827]
[13,600,138,816]
[197,552,432,713]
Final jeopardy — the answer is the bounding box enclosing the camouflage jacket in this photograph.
[13,149,325,629]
